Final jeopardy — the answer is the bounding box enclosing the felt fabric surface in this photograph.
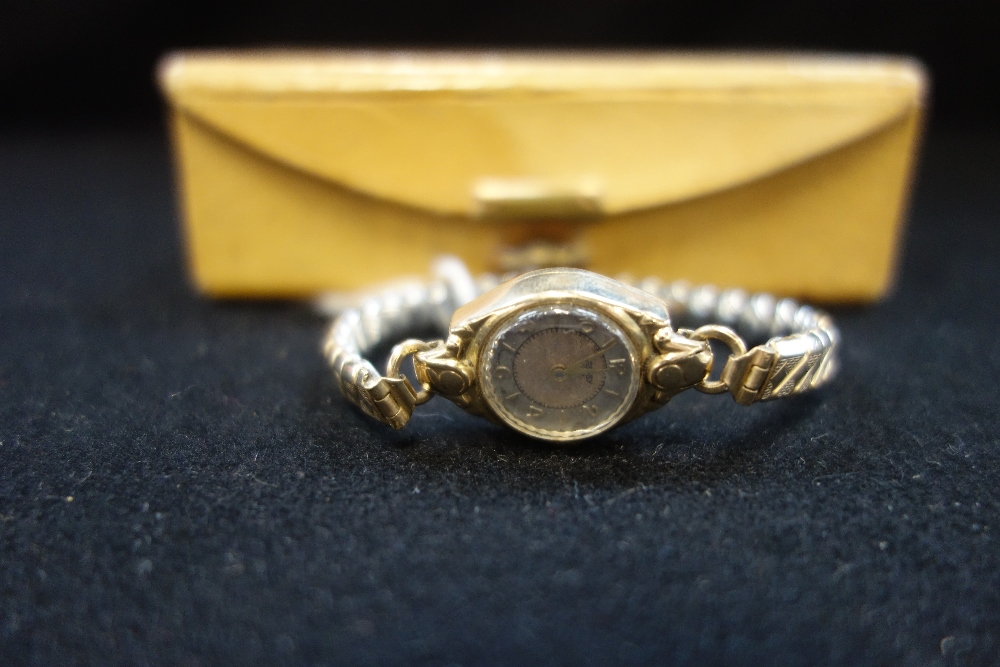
[0,128,998,666]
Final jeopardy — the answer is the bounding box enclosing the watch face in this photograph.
[479,303,640,441]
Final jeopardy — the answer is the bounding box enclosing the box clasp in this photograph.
[473,177,603,221]
[473,177,602,272]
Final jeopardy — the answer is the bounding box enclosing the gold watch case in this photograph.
[414,268,715,443]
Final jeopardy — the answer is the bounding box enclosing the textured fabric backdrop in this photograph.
[0,129,998,666]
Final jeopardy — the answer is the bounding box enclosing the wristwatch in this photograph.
[323,262,838,443]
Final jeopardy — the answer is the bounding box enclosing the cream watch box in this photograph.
[159,50,926,302]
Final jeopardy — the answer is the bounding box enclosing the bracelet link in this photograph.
[687,325,748,395]
[387,339,436,406]
[722,347,780,405]
[365,375,421,429]
[333,361,419,430]
[723,330,837,405]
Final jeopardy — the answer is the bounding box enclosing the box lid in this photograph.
[160,51,926,217]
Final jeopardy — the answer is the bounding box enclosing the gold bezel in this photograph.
[414,269,674,443]
[477,301,641,441]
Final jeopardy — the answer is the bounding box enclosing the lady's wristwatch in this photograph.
[323,262,838,443]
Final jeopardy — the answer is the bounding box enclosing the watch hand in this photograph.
[563,339,616,371]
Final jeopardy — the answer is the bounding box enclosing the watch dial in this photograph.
[480,304,640,441]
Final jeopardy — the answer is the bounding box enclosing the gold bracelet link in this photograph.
[323,259,481,429]
[386,339,436,406]
[686,325,749,395]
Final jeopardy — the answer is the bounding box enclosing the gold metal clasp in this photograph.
[495,238,590,273]
[687,325,748,395]
[386,339,437,406]
[473,177,603,273]
[473,177,604,221]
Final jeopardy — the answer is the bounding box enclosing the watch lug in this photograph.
[414,343,476,398]
[645,328,714,401]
